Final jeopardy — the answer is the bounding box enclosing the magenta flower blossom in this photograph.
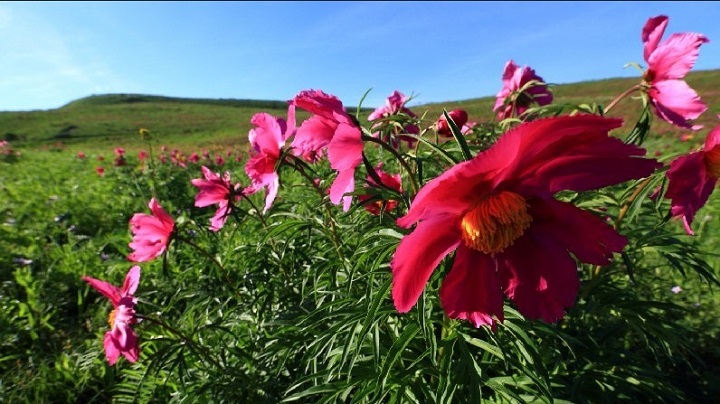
[82,266,141,365]
[391,115,660,328]
[642,15,709,130]
[493,60,553,120]
[128,198,175,262]
[436,109,469,137]
[245,105,296,213]
[291,90,364,211]
[192,166,243,231]
[664,119,720,235]
[358,164,403,216]
[368,90,419,148]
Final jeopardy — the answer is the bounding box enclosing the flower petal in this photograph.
[327,123,363,172]
[497,233,579,323]
[650,80,708,129]
[665,151,718,235]
[391,214,462,312]
[439,245,504,328]
[121,266,141,296]
[649,32,708,81]
[291,115,336,155]
[329,169,355,212]
[530,199,627,265]
[82,276,121,306]
[149,199,174,232]
[103,332,121,365]
[642,15,668,61]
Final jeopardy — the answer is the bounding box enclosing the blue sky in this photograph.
[1,1,718,111]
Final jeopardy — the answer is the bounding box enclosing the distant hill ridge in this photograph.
[1,69,718,150]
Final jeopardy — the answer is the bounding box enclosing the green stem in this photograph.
[361,133,419,195]
[604,84,641,114]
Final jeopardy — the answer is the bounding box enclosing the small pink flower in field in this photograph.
[202,150,210,159]
[159,155,167,164]
[291,89,364,211]
[161,145,168,153]
[368,90,419,148]
[138,150,148,161]
[358,165,403,216]
[664,119,720,235]
[77,151,86,159]
[671,285,683,294]
[641,15,709,129]
[128,198,175,262]
[245,105,296,213]
[215,155,225,166]
[391,115,660,328]
[114,157,126,167]
[114,147,125,157]
[191,166,243,231]
[96,166,105,177]
[436,109,469,137]
[81,266,141,365]
[189,152,200,163]
[680,134,694,142]
[97,155,104,161]
[493,60,553,120]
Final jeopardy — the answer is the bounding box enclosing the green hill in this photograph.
[1,70,718,152]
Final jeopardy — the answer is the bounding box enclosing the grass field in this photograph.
[2,70,719,402]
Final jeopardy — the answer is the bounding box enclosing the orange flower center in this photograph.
[460,191,533,255]
[706,145,720,178]
[108,309,116,328]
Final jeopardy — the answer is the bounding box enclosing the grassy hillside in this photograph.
[1,69,718,152]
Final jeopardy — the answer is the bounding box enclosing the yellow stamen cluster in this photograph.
[107,309,117,328]
[460,191,533,255]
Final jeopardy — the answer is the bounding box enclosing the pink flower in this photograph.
[189,152,200,163]
[291,90,364,211]
[664,119,720,235]
[138,150,148,161]
[215,155,225,166]
[82,266,141,365]
[97,155,104,161]
[358,165,403,216]
[436,109,469,137]
[114,147,125,157]
[642,15,709,130]
[245,105,296,213]
[77,151,86,159]
[96,166,105,177]
[128,198,175,262]
[493,60,553,120]
[391,115,660,328]
[461,121,478,135]
[191,166,243,231]
[368,90,419,148]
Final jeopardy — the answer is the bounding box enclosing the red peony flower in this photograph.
[191,166,243,231]
[436,109,469,137]
[245,105,295,213]
[391,115,660,328]
[82,266,141,365]
[664,119,720,235]
[641,15,709,129]
[128,198,175,262]
[493,60,553,120]
[358,164,403,216]
[291,90,364,211]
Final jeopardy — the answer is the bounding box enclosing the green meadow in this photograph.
[1,71,720,402]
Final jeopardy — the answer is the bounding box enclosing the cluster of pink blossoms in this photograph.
[81,14,717,367]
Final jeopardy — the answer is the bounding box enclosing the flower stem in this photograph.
[604,85,641,114]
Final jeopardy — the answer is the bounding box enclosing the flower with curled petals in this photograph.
[291,90,364,211]
[128,198,175,262]
[358,164,403,216]
[245,106,296,213]
[493,60,553,120]
[82,266,141,365]
[192,166,244,231]
[664,119,720,235]
[641,15,709,129]
[436,109,469,137]
[391,115,660,328]
[368,90,419,148]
